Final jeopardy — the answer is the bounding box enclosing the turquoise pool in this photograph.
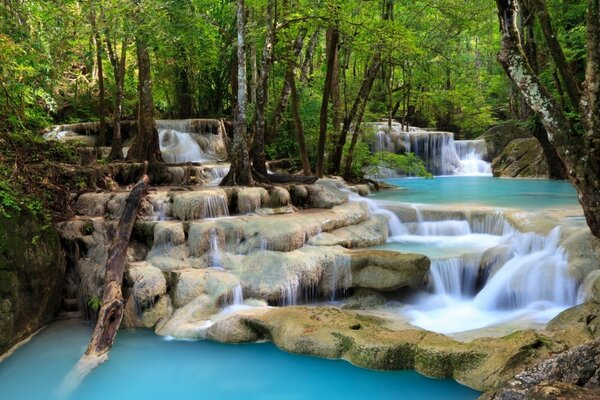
[0,320,480,400]
[372,176,579,210]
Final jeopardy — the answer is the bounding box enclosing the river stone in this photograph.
[236,187,269,214]
[492,138,548,178]
[125,262,167,305]
[205,306,559,391]
[480,337,600,400]
[268,187,291,208]
[349,250,430,291]
[341,289,386,310]
[170,268,239,308]
[546,302,600,347]
[308,214,389,248]
[477,123,530,161]
[306,180,348,209]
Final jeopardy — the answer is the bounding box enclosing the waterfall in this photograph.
[228,284,244,306]
[345,190,408,236]
[209,229,223,269]
[380,200,580,333]
[202,194,230,219]
[159,129,210,164]
[280,277,299,306]
[259,239,268,253]
[156,119,228,164]
[370,122,492,177]
[206,165,230,185]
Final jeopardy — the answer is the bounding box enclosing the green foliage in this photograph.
[367,152,432,179]
[88,296,102,312]
[0,181,20,218]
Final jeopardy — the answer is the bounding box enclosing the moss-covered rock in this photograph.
[492,138,548,178]
[477,123,531,161]
[0,209,65,355]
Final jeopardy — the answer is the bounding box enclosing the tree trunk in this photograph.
[268,28,307,143]
[316,26,339,178]
[343,72,376,178]
[175,60,193,119]
[331,55,381,173]
[83,171,148,362]
[329,28,341,168]
[287,67,312,176]
[300,29,320,84]
[221,0,253,186]
[107,37,127,161]
[90,6,107,148]
[495,0,600,237]
[251,0,277,177]
[127,33,163,163]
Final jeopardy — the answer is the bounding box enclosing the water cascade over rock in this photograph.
[371,121,491,176]
[156,119,228,164]
[381,204,580,334]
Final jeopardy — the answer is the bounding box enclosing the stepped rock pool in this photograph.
[0,320,480,400]
[372,176,578,210]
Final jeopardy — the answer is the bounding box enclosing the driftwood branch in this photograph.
[59,167,149,395]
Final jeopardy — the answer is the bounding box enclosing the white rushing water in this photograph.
[348,191,579,334]
[371,122,491,176]
[159,129,211,164]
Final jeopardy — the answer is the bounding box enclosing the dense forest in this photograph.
[0,0,598,232]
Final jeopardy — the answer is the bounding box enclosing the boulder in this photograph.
[349,250,430,291]
[480,337,600,400]
[492,138,548,178]
[308,214,389,248]
[171,189,229,220]
[236,187,269,214]
[546,302,600,347]
[477,123,531,161]
[170,268,239,308]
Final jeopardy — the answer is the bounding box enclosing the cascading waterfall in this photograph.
[202,194,230,219]
[206,165,230,185]
[371,122,491,176]
[377,201,579,334]
[345,190,408,236]
[228,284,245,306]
[209,229,223,269]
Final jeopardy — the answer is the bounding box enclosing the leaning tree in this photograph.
[495,0,600,237]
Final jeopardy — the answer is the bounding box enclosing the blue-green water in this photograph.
[372,176,578,210]
[0,320,479,400]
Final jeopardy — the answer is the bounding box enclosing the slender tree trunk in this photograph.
[329,28,341,169]
[343,65,378,178]
[90,6,107,148]
[127,30,163,163]
[268,28,307,143]
[331,55,381,173]
[107,38,127,161]
[286,67,311,176]
[221,0,253,186]
[251,0,277,177]
[300,29,320,84]
[175,59,193,119]
[316,26,339,178]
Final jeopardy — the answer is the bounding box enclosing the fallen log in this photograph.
[86,171,149,357]
[59,167,148,395]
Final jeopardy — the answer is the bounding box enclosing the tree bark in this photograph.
[90,5,107,148]
[106,37,128,161]
[251,0,277,177]
[127,32,163,163]
[316,26,339,178]
[84,171,148,360]
[268,28,307,143]
[496,0,600,237]
[331,55,381,173]
[286,67,312,176]
[221,0,254,186]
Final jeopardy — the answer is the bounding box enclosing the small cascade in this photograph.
[259,239,268,253]
[370,122,492,176]
[156,119,228,164]
[209,229,222,269]
[202,194,230,219]
[345,190,408,237]
[280,277,299,306]
[159,129,210,164]
[378,199,580,333]
[429,255,483,298]
[327,257,351,302]
[206,165,230,185]
[149,195,171,221]
[228,284,244,306]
